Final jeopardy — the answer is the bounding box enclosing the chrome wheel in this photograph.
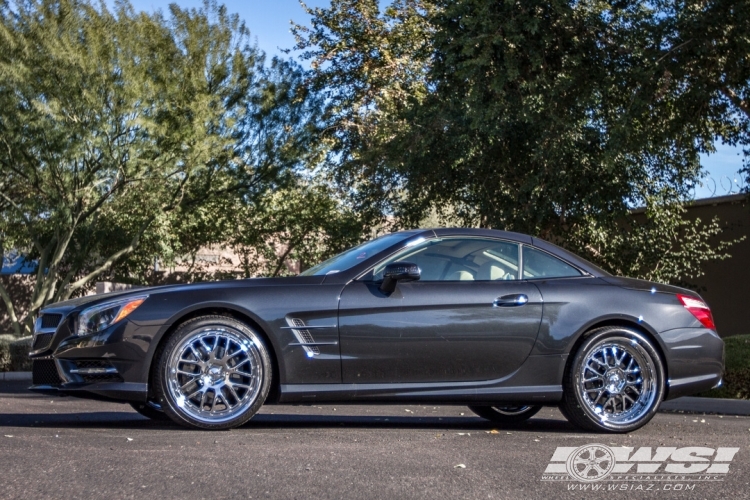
[494,405,533,416]
[575,337,658,427]
[166,326,263,424]
[467,404,542,423]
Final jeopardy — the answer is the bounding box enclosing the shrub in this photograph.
[0,335,32,372]
[9,337,32,371]
[700,335,750,399]
[0,335,13,372]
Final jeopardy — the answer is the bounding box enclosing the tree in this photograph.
[295,0,747,282]
[0,0,319,334]
[293,0,435,219]
[225,179,366,278]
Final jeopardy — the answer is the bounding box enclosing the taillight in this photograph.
[677,294,716,330]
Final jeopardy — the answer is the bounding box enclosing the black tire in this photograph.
[468,405,542,424]
[153,315,272,430]
[560,326,665,433]
[129,401,171,421]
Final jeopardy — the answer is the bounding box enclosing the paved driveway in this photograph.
[0,381,747,499]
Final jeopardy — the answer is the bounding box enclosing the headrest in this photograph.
[477,261,505,281]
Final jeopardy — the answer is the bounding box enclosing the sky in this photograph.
[122,0,746,200]
[124,0,328,57]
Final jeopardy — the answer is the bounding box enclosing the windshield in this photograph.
[300,233,414,276]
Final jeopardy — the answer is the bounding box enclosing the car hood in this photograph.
[42,275,327,312]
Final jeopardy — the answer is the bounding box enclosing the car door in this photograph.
[338,237,543,384]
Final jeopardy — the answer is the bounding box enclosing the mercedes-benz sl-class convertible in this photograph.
[29,228,724,432]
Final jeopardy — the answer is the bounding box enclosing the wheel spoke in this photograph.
[189,345,203,362]
[226,383,241,402]
[186,388,203,400]
[229,381,252,389]
[199,338,212,356]
[590,357,606,368]
[180,378,198,391]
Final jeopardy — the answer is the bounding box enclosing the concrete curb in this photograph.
[0,372,31,381]
[660,396,750,416]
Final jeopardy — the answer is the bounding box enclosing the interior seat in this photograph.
[476,261,506,281]
[449,270,474,281]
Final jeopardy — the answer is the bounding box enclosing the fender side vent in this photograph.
[288,318,321,356]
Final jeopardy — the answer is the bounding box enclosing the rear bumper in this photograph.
[660,327,724,400]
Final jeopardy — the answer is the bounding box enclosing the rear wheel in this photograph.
[468,405,542,424]
[153,315,272,430]
[560,326,665,433]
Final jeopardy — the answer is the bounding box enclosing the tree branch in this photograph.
[0,279,21,336]
[66,216,157,293]
[721,87,750,119]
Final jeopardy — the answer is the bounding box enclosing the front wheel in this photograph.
[560,326,665,433]
[468,405,542,424]
[153,315,272,430]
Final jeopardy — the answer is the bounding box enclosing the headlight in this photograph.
[76,295,148,336]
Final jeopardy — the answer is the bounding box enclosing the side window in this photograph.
[522,246,582,279]
[369,238,520,281]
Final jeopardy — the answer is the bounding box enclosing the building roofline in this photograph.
[630,193,747,215]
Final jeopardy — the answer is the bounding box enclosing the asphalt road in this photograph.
[1,381,748,500]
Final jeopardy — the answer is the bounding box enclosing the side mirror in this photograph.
[379,261,420,294]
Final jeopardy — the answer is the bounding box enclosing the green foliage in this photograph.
[700,334,750,400]
[225,179,366,277]
[568,197,744,283]
[293,0,436,218]
[0,0,327,334]
[296,0,748,282]
[0,335,31,371]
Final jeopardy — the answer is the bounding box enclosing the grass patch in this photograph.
[698,334,750,399]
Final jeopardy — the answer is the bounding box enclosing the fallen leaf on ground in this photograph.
[4,435,13,438]
[454,464,466,469]
[489,430,499,434]
[126,438,133,442]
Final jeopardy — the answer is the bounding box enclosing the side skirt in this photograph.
[278,382,562,405]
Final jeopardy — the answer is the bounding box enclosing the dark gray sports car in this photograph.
[29,228,724,432]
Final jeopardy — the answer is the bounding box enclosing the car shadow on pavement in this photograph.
[0,410,576,433]
[0,381,577,433]
[245,413,576,433]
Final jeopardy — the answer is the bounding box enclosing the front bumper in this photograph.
[660,327,724,400]
[30,358,148,402]
[29,311,158,403]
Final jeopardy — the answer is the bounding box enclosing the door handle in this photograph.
[493,294,529,307]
